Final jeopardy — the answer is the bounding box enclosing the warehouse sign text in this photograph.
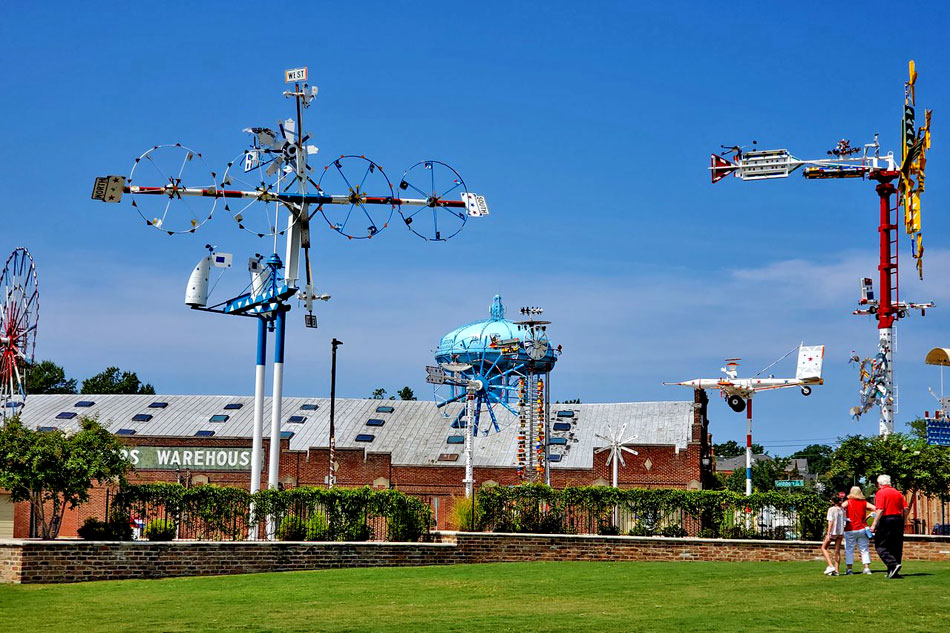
[119,446,257,471]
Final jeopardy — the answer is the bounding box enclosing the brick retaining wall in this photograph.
[2,533,948,584]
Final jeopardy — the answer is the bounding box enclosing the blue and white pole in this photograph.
[249,317,268,539]
[269,306,286,493]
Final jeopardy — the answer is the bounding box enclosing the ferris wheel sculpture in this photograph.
[0,247,39,418]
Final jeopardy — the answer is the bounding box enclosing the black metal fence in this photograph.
[94,485,432,542]
[472,486,828,541]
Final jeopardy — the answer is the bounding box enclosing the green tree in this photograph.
[562,398,581,404]
[828,433,950,502]
[723,456,790,493]
[25,360,77,394]
[371,388,386,400]
[80,367,155,395]
[907,418,928,441]
[789,444,834,478]
[0,417,133,539]
[714,440,765,458]
[397,386,416,401]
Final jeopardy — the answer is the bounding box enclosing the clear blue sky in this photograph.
[3,2,950,453]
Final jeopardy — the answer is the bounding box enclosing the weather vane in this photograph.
[708,60,934,436]
[91,66,491,535]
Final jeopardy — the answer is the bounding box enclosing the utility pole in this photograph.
[329,338,342,488]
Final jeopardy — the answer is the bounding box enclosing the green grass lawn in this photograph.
[2,561,949,632]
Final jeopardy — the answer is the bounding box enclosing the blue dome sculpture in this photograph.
[433,295,558,434]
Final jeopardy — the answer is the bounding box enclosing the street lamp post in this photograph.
[329,338,342,488]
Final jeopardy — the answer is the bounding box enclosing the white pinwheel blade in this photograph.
[281,118,296,143]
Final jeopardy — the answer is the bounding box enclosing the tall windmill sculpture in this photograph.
[92,67,491,536]
[709,61,933,436]
[594,423,638,489]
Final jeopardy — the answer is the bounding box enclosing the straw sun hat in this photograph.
[847,486,866,500]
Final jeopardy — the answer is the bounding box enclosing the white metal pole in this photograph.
[544,371,551,486]
[612,450,619,488]
[745,397,753,497]
[464,384,476,499]
[880,327,894,436]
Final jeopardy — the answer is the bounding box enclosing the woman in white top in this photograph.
[821,493,846,576]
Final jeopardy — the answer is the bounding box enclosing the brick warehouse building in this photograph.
[3,391,713,538]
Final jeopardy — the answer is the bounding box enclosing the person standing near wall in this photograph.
[870,474,909,579]
[821,493,846,576]
[841,486,875,575]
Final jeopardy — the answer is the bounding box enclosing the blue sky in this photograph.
[3,2,950,453]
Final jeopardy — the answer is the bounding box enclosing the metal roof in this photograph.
[15,395,696,469]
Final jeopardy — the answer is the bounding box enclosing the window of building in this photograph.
[549,437,568,446]
[375,405,395,413]
[195,430,215,437]
[451,419,468,429]
[548,454,562,462]
[446,435,465,445]
[366,418,385,427]
[74,400,95,408]
[280,431,295,439]
[131,414,153,422]
[287,415,306,424]
[438,453,460,462]
[552,422,572,432]
[300,403,319,411]
[224,403,243,410]
[355,433,375,443]
[37,426,57,433]
[116,429,137,436]
[148,402,168,409]
[56,412,77,420]
[209,414,229,423]
[556,410,575,418]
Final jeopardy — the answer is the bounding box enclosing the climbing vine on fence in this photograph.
[475,484,826,540]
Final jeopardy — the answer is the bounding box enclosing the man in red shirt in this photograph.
[870,474,909,578]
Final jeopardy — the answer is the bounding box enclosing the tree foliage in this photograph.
[714,440,765,458]
[722,456,790,493]
[789,444,834,477]
[0,417,132,539]
[25,360,77,394]
[397,386,416,401]
[371,388,386,400]
[828,433,950,501]
[81,366,155,395]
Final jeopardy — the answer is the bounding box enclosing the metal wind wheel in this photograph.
[398,160,469,241]
[595,423,638,487]
[432,351,527,437]
[128,144,220,235]
[317,155,396,239]
[0,247,39,416]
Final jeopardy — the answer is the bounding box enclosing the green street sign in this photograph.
[775,479,805,488]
